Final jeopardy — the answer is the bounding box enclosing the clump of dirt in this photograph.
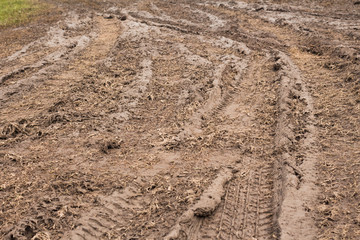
[100,139,123,153]
[1,123,23,139]
[165,168,233,239]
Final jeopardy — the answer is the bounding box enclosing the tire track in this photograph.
[214,165,275,240]
[124,4,252,141]
[165,54,279,239]
[0,11,94,85]
[62,187,143,240]
[203,55,277,240]
[170,163,276,240]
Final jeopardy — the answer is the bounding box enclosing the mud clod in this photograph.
[100,139,123,153]
[1,123,23,139]
[165,168,232,239]
[273,62,282,71]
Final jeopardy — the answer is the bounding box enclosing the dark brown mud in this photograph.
[1,0,359,239]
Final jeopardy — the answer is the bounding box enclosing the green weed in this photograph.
[0,0,43,27]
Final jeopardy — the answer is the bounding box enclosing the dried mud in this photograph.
[1,0,359,239]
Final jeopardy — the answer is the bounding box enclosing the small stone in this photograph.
[119,15,127,21]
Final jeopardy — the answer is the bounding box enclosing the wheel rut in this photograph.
[62,187,142,240]
[0,11,94,86]
[165,160,276,240]
[164,53,280,239]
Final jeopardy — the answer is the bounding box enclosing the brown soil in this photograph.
[1,0,359,239]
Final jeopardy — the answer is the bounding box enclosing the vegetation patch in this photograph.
[0,0,44,27]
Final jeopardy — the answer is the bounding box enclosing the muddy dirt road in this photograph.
[1,0,359,239]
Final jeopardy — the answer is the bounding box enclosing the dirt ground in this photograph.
[0,0,359,239]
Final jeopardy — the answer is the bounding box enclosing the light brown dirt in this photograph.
[1,0,359,239]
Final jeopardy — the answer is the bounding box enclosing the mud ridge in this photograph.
[274,52,318,239]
